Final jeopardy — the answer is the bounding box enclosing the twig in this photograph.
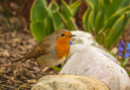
[1,75,22,84]
[21,17,31,34]
[92,28,96,38]
[103,32,106,49]
[70,18,78,30]
[42,67,50,73]
[1,84,15,89]
[62,18,70,30]
[97,26,105,35]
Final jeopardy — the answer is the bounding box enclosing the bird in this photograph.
[12,29,75,67]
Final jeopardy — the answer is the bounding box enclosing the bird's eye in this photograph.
[61,33,65,37]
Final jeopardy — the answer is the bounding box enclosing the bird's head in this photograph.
[54,29,76,44]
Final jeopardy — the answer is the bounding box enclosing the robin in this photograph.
[12,29,75,67]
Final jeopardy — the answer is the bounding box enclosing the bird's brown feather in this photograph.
[12,38,53,62]
[12,29,70,63]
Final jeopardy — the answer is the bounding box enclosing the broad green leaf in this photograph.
[71,0,81,16]
[95,9,105,33]
[82,8,90,32]
[45,7,54,35]
[61,0,72,20]
[49,1,58,12]
[83,0,130,47]
[30,0,54,42]
[87,10,94,33]
[86,0,99,19]
[31,21,47,42]
[52,12,65,30]
[83,1,94,32]
[106,11,130,47]
[103,0,123,18]
[97,6,130,45]
[69,0,73,6]
[61,0,74,30]
[49,1,65,30]
[48,1,66,31]
[104,6,130,32]
[119,0,130,9]
[30,0,47,21]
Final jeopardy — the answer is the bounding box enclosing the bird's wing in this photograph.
[12,40,53,62]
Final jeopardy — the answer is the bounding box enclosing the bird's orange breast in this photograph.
[55,43,70,60]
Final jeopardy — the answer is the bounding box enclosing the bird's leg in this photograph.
[37,63,44,75]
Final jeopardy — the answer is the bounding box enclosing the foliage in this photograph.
[30,0,130,48]
[30,0,81,42]
[83,0,130,47]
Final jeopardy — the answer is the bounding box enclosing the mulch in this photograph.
[0,16,57,90]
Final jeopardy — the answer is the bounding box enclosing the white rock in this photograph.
[60,44,130,90]
[31,75,110,90]
[67,44,120,65]
[71,31,103,48]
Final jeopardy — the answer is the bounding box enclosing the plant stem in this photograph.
[92,28,97,38]
[103,32,106,49]
[122,12,126,42]
[70,18,78,30]
[122,13,127,62]
[62,18,70,30]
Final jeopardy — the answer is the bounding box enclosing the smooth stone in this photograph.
[60,44,130,90]
[68,44,120,65]
[31,75,110,90]
[71,31,103,49]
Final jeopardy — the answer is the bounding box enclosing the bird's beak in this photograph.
[68,35,76,37]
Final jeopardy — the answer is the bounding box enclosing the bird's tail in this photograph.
[12,55,28,62]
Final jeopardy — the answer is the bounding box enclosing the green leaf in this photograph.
[52,67,61,72]
[106,11,130,47]
[52,12,65,30]
[49,0,58,12]
[49,1,65,30]
[61,0,72,20]
[30,0,47,21]
[71,0,81,16]
[102,0,123,18]
[61,0,74,30]
[30,21,47,42]
[104,6,130,31]
[121,58,129,68]
[45,8,54,35]
[83,0,130,47]
[82,1,95,33]
[95,9,105,33]
[86,0,99,18]
[87,9,94,32]
[30,0,55,42]
[82,8,90,32]
[69,0,73,6]
[119,0,130,9]
[127,72,130,75]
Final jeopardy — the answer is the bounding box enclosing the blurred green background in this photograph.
[0,0,130,48]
